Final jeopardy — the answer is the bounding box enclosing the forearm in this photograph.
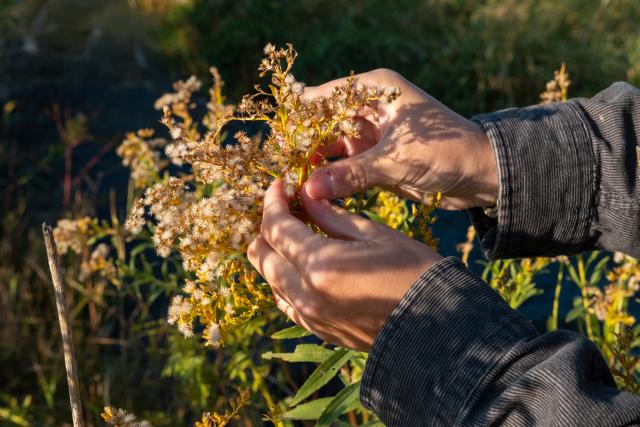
[360,257,640,426]
[470,82,640,259]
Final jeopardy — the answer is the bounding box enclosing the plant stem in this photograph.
[551,262,564,331]
[577,255,595,340]
[42,224,85,427]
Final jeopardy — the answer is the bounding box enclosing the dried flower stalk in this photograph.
[122,43,402,346]
[43,223,85,427]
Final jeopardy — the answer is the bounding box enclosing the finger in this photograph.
[260,180,323,266]
[300,186,387,241]
[302,77,353,101]
[302,70,388,102]
[311,120,378,166]
[272,291,313,332]
[274,289,333,343]
[247,235,306,307]
[304,149,385,199]
[247,236,316,333]
[311,139,348,165]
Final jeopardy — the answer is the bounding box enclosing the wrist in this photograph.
[469,122,499,208]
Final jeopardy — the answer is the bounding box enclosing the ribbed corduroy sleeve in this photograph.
[470,82,640,259]
[361,257,640,426]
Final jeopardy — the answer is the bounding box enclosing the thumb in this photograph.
[305,151,381,199]
[300,186,385,241]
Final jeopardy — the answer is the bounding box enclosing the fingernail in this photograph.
[306,171,335,199]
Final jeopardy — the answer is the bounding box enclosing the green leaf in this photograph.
[566,262,581,286]
[316,381,361,427]
[262,344,334,363]
[350,353,367,370]
[586,250,600,268]
[565,301,585,323]
[290,348,354,406]
[271,325,311,339]
[362,210,384,224]
[130,241,153,258]
[283,397,333,420]
[589,256,610,285]
[362,191,380,211]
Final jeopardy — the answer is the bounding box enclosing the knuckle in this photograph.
[299,301,325,320]
[371,68,401,81]
[259,217,270,237]
[305,255,335,288]
[346,161,370,191]
[261,219,281,243]
[246,248,257,265]
[308,269,330,290]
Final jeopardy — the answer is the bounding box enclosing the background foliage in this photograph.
[1,0,640,425]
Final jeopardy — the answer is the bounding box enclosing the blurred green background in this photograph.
[1,0,639,425]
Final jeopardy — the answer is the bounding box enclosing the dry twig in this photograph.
[43,223,85,427]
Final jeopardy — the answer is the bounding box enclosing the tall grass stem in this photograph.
[43,223,85,427]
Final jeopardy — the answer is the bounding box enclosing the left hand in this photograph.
[247,180,442,351]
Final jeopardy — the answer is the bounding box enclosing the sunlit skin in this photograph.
[304,68,498,210]
[248,181,441,351]
[250,69,500,350]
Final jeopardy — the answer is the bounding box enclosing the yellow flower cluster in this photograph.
[610,327,640,394]
[407,193,441,251]
[79,243,116,282]
[540,63,571,103]
[116,129,167,189]
[588,253,640,325]
[122,44,402,346]
[355,189,440,250]
[195,389,250,427]
[102,390,249,427]
[369,190,408,230]
[52,217,97,255]
[53,217,119,284]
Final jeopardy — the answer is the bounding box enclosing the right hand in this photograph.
[304,68,499,210]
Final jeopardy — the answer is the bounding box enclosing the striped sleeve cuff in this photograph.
[360,257,536,425]
[469,101,597,259]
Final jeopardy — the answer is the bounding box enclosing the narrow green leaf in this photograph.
[271,325,311,339]
[586,250,600,268]
[290,348,354,406]
[283,397,333,420]
[509,261,517,278]
[130,242,152,258]
[362,191,380,211]
[316,381,361,427]
[565,302,585,323]
[566,263,581,286]
[362,210,384,224]
[589,256,610,285]
[350,353,367,370]
[261,344,333,363]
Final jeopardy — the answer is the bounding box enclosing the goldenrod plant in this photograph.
[118,44,404,348]
[47,57,640,425]
[2,1,638,424]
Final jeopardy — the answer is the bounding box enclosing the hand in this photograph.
[304,68,498,210]
[247,180,442,351]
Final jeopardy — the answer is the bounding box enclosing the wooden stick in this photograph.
[42,223,85,427]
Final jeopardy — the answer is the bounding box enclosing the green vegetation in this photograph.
[1,1,639,425]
